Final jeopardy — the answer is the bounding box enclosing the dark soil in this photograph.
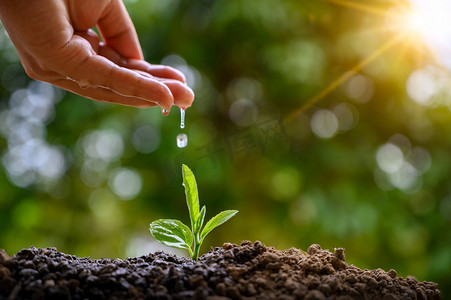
[0,241,441,300]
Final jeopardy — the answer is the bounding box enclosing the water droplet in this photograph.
[180,108,185,129]
[177,133,188,148]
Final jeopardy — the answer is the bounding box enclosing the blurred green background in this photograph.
[1,0,451,297]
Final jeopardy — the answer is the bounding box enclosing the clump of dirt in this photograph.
[0,241,441,299]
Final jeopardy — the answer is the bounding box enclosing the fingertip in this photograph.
[182,84,195,109]
[162,106,172,116]
[162,81,195,110]
[152,79,175,108]
[186,84,195,99]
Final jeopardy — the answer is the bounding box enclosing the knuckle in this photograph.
[22,54,64,82]
[24,62,51,81]
[24,67,40,80]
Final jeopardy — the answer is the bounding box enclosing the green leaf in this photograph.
[149,219,193,250]
[182,164,200,230]
[200,210,238,242]
[195,206,206,234]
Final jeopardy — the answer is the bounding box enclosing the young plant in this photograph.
[149,164,238,261]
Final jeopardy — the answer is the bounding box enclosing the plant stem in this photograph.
[192,233,201,261]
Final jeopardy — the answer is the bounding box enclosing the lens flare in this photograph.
[386,0,451,67]
[406,1,451,46]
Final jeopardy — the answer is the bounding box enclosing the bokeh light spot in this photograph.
[373,168,394,191]
[226,77,263,102]
[35,145,66,180]
[406,67,437,106]
[2,139,66,186]
[376,143,404,174]
[108,168,143,200]
[229,98,258,127]
[333,103,358,132]
[345,73,375,103]
[388,134,412,156]
[311,109,338,139]
[80,159,109,187]
[82,130,124,162]
[388,162,422,194]
[132,125,160,154]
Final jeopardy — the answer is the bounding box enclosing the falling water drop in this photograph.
[177,133,188,148]
[176,108,187,148]
[180,109,185,129]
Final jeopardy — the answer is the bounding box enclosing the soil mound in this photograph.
[0,241,441,299]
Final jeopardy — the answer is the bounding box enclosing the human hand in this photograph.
[0,0,194,114]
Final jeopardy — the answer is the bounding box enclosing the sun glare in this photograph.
[389,0,451,68]
[288,0,451,122]
[405,10,428,35]
[407,1,451,42]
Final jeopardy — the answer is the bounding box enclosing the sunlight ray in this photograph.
[321,0,388,16]
[286,34,404,123]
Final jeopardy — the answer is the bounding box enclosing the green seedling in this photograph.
[149,164,238,261]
